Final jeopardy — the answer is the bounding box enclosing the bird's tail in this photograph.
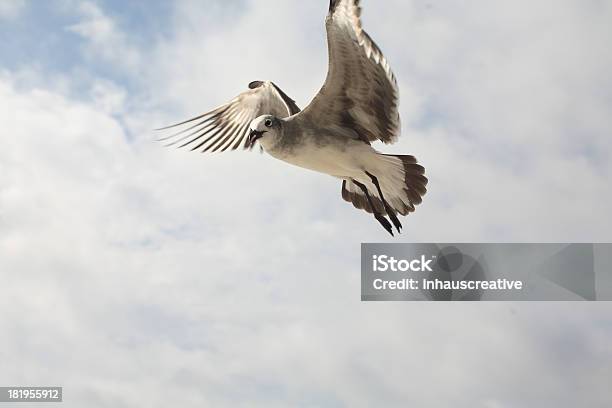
[342,154,428,216]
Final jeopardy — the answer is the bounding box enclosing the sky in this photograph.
[1,0,612,406]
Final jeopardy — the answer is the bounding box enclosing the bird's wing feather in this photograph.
[157,81,300,153]
[300,0,400,145]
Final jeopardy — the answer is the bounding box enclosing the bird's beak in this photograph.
[248,130,266,148]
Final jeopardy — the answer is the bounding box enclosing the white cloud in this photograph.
[0,0,25,19]
[1,1,612,407]
[90,78,127,114]
[66,1,141,71]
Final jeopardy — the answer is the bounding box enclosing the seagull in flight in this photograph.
[158,0,428,236]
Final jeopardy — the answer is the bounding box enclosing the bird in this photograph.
[157,0,428,236]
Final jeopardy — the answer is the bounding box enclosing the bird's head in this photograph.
[248,115,280,149]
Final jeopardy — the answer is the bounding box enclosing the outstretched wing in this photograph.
[300,0,400,145]
[157,81,300,153]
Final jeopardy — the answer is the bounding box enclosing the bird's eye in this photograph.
[264,119,273,128]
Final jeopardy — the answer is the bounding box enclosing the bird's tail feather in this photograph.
[342,154,427,216]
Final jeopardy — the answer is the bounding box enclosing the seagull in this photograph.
[158,0,428,236]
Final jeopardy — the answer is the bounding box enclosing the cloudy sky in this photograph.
[1,0,611,406]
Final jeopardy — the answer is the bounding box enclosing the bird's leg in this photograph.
[352,179,394,237]
[365,171,402,233]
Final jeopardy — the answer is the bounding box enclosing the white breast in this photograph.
[267,138,378,180]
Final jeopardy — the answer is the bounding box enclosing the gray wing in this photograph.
[300,0,400,145]
[157,81,300,153]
